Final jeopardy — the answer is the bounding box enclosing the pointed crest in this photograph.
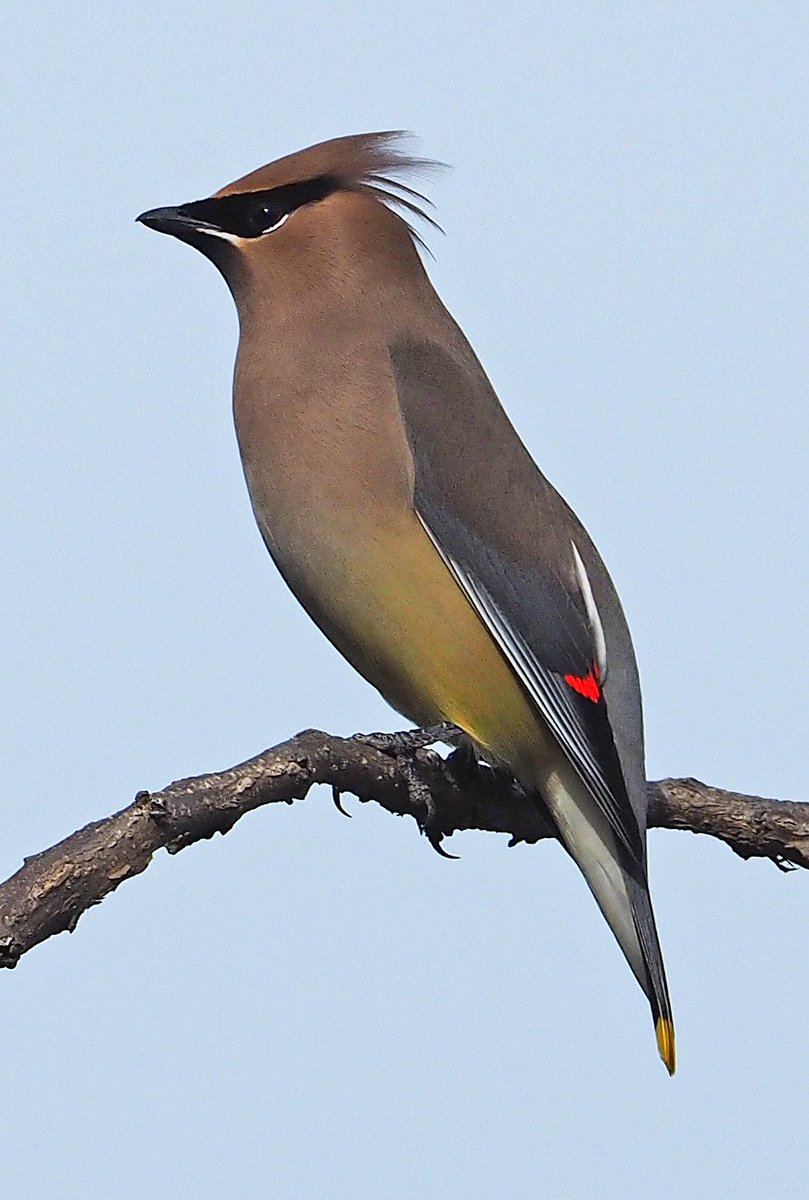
[214,132,444,250]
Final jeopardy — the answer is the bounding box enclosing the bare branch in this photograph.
[0,727,806,970]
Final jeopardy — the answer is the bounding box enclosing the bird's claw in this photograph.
[400,758,459,860]
[331,785,352,818]
[349,725,461,858]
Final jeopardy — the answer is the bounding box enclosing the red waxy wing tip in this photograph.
[563,666,601,703]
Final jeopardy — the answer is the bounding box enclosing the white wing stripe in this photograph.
[571,540,607,680]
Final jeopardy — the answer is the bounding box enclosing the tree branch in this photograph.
[1,727,806,970]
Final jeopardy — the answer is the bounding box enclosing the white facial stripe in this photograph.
[261,211,290,234]
[197,227,243,245]
[198,210,290,243]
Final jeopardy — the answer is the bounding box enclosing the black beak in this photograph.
[136,205,214,238]
[136,199,236,271]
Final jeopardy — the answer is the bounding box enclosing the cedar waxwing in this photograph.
[138,132,675,1073]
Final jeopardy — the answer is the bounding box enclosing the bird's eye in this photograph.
[248,201,287,235]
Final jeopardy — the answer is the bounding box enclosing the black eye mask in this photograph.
[180,176,338,238]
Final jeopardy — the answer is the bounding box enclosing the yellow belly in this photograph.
[311,510,544,774]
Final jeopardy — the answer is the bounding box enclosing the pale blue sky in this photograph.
[2,4,807,1197]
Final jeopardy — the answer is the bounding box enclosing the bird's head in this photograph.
[137,132,441,312]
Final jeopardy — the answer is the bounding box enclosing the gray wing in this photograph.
[389,336,649,858]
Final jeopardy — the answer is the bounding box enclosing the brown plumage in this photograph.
[138,133,675,1073]
[214,131,443,248]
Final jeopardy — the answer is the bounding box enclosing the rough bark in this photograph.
[0,727,806,970]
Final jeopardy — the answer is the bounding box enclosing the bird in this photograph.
[137,132,675,1073]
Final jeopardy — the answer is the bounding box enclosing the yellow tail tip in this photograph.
[656,1017,676,1075]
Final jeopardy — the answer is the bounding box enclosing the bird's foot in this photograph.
[446,739,515,793]
[399,758,459,859]
[350,722,462,755]
[350,724,461,858]
[446,736,484,778]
